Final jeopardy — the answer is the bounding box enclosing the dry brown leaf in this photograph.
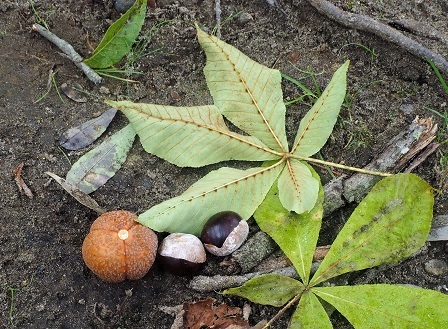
[14,163,33,198]
[183,298,248,329]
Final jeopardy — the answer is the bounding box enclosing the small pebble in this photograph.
[36,303,45,312]
[178,6,189,14]
[99,86,110,94]
[114,0,135,13]
[424,259,448,276]
[238,12,253,25]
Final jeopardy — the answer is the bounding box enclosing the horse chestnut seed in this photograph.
[82,210,158,283]
[201,211,249,256]
[158,233,206,276]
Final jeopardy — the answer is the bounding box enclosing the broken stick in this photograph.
[32,23,102,84]
[305,0,448,76]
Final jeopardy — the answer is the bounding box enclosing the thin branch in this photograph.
[306,0,448,76]
[189,266,299,292]
[262,290,304,329]
[215,0,222,38]
[32,23,102,84]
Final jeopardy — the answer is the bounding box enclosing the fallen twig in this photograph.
[215,0,222,38]
[305,0,448,76]
[189,266,298,292]
[32,23,102,84]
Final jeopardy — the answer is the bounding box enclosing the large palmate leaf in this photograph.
[223,174,438,328]
[197,27,288,153]
[84,0,147,68]
[312,285,448,328]
[311,173,433,286]
[137,161,285,235]
[106,100,278,167]
[292,61,349,156]
[254,165,323,283]
[111,27,349,233]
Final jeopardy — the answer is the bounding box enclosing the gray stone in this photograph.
[424,259,448,276]
[114,0,135,13]
[238,12,254,25]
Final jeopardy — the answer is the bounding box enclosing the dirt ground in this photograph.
[1,0,447,328]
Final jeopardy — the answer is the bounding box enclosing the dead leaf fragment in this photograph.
[14,163,33,198]
[60,82,88,102]
[183,298,248,329]
[64,123,136,194]
[45,172,106,214]
[59,108,117,150]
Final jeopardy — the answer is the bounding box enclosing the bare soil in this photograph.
[1,1,447,328]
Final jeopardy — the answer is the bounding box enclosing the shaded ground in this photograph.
[1,0,447,328]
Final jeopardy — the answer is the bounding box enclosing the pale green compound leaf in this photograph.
[292,61,349,157]
[289,291,332,329]
[277,159,319,213]
[108,29,350,234]
[66,124,136,194]
[312,284,448,329]
[107,100,279,167]
[311,173,433,286]
[197,27,288,153]
[137,161,285,235]
[223,273,304,307]
[254,164,323,284]
[83,0,147,68]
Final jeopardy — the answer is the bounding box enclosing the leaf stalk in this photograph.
[262,289,305,329]
[290,154,391,177]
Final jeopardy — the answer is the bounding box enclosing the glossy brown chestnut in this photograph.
[201,211,249,256]
[158,233,206,276]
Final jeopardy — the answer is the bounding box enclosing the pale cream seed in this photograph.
[118,229,129,240]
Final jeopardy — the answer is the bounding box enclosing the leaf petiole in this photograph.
[262,290,305,329]
[289,154,391,177]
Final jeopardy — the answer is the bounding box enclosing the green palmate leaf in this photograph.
[107,28,350,234]
[84,0,147,68]
[66,124,136,194]
[277,159,319,213]
[107,100,279,167]
[223,273,304,307]
[137,161,285,235]
[292,61,349,157]
[311,173,433,286]
[290,291,332,329]
[313,285,448,328]
[197,27,288,153]
[254,165,323,283]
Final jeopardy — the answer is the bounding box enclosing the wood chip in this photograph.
[14,163,33,198]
